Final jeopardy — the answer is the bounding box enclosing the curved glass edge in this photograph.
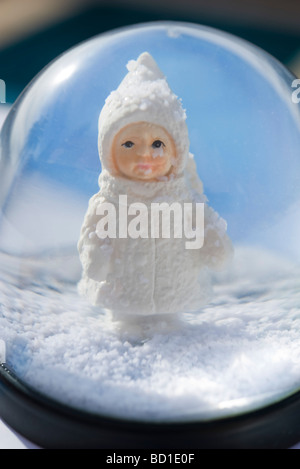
[2,363,300,448]
[1,361,300,426]
[0,21,300,444]
[1,19,298,160]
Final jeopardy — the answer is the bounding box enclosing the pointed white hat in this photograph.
[98,52,189,175]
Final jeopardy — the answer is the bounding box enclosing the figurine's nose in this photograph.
[138,144,152,159]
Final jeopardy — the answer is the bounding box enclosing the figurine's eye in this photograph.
[122,141,134,148]
[152,140,165,149]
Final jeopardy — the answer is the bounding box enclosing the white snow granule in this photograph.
[1,246,300,423]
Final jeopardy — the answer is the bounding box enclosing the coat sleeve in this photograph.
[199,203,234,271]
[77,192,113,282]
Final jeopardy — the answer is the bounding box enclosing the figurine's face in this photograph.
[111,122,176,181]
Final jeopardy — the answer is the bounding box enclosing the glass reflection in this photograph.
[0,22,300,423]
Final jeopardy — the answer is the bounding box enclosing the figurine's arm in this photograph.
[199,204,234,271]
[78,193,113,282]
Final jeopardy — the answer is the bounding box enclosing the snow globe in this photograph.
[0,21,300,449]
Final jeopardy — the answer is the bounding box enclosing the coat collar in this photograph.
[98,169,189,205]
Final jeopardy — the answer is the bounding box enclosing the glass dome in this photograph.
[1,21,300,448]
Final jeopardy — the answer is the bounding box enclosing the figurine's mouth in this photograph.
[136,163,164,171]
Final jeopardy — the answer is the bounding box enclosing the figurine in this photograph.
[77,52,233,318]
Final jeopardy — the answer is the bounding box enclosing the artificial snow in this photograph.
[1,245,300,423]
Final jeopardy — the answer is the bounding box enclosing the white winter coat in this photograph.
[78,159,232,316]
